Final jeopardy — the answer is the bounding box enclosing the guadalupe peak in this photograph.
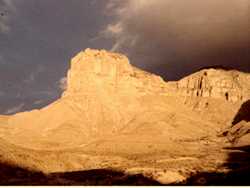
[69,48,133,76]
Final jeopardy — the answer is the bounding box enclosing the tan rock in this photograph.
[167,69,250,102]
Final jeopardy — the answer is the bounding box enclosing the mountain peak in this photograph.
[64,49,134,96]
[70,48,131,68]
[63,49,166,97]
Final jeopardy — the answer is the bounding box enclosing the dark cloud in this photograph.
[0,0,16,33]
[4,102,24,114]
[0,0,111,113]
[105,0,250,80]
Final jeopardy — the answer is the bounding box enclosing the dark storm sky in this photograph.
[0,0,249,114]
[0,0,113,113]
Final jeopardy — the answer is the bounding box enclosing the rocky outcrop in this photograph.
[227,121,250,146]
[167,69,250,102]
[63,48,166,98]
[226,99,250,146]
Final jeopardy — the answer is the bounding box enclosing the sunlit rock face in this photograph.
[64,48,166,98]
[167,69,250,102]
[64,49,134,96]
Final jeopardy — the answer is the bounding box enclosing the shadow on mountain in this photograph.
[0,162,161,185]
[50,169,162,186]
[0,162,47,185]
[232,99,250,125]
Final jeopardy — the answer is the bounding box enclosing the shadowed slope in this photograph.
[232,100,250,125]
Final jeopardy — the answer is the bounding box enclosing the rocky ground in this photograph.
[0,136,249,185]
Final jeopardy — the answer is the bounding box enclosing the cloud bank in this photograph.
[0,0,16,33]
[58,77,67,91]
[105,0,250,80]
[4,103,24,114]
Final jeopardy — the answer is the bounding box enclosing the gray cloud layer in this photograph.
[105,0,250,79]
[0,0,16,33]
[0,0,111,113]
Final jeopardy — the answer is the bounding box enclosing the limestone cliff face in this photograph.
[64,49,134,96]
[63,49,166,98]
[167,69,250,102]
